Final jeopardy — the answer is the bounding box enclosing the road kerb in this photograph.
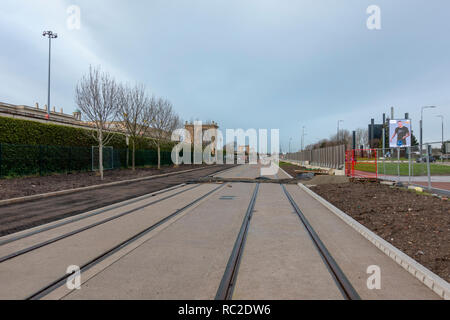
[297,183,450,300]
[277,165,294,179]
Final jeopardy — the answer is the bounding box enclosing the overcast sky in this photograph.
[1,0,449,151]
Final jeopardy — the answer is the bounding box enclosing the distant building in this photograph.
[0,101,88,129]
[237,145,250,155]
[368,122,383,148]
[184,121,219,154]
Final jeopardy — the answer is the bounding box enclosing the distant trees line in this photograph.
[304,129,365,151]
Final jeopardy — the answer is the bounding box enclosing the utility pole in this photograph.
[301,126,306,151]
[382,113,386,156]
[420,106,437,157]
[42,31,58,119]
[437,115,444,158]
[370,118,375,148]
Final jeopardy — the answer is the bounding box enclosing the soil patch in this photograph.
[280,162,349,185]
[0,165,234,236]
[0,164,209,200]
[311,181,450,282]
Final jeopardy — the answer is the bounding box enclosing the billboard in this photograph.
[389,119,411,148]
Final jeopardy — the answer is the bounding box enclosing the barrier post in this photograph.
[375,149,378,180]
[426,144,432,191]
[408,147,411,185]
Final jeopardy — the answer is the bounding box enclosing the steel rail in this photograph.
[280,184,361,300]
[0,164,236,246]
[0,184,203,264]
[0,184,186,246]
[27,183,226,300]
[215,183,260,300]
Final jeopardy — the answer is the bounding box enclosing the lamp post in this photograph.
[420,106,436,156]
[42,31,58,119]
[437,115,444,158]
[301,126,306,151]
[337,120,344,142]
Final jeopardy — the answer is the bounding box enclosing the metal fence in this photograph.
[374,142,450,192]
[285,145,346,169]
[0,143,174,178]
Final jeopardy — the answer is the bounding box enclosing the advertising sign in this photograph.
[389,119,411,148]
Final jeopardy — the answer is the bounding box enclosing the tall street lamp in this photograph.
[43,31,58,119]
[420,106,436,156]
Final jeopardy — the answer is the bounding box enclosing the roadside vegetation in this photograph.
[355,162,450,176]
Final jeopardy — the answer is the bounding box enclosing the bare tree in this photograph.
[355,127,369,148]
[117,84,152,171]
[75,66,120,180]
[148,97,181,169]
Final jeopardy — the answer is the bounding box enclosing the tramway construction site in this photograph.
[0,159,448,300]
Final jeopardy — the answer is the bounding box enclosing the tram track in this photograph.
[0,165,237,247]
[0,184,201,263]
[216,181,360,300]
[26,183,226,300]
[280,184,360,300]
[0,164,237,237]
[1,165,361,300]
[215,183,260,299]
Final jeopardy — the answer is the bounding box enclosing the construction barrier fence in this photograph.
[285,145,346,169]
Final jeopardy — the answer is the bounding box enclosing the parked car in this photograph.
[416,156,436,163]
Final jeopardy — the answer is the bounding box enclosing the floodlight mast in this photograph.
[42,31,58,119]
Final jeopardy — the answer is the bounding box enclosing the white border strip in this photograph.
[298,183,450,300]
[0,183,188,244]
[277,164,294,179]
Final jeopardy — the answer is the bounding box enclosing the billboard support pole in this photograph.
[405,113,411,185]
[426,144,432,191]
[397,148,400,182]
[382,113,386,156]
[382,113,386,176]
[408,147,411,185]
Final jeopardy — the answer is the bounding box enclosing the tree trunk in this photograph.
[126,146,129,169]
[157,144,161,170]
[132,139,136,171]
[99,138,104,180]
[174,148,179,168]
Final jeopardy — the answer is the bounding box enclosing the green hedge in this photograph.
[0,116,175,151]
[0,143,175,177]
